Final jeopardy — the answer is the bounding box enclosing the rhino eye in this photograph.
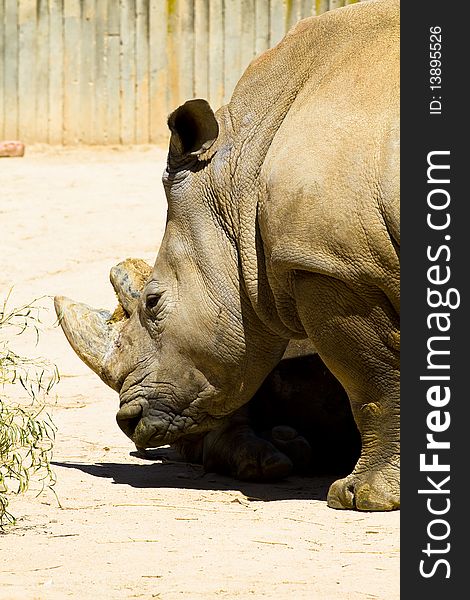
[145,293,161,310]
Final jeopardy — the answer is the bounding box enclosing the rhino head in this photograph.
[55,100,289,449]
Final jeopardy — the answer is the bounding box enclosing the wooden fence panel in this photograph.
[149,0,167,143]
[179,0,195,102]
[316,0,329,14]
[3,0,19,139]
[269,0,286,48]
[166,0,180,122]
[135,0,150,143]
[0,0,360,144]
[329,1,345,10]
[224,0,242,104]
[240,0,255,78]
[208,0,224,109]
[63,0,81,144]
[35,0,49,143]
[48,0,64,144]
[120,0,136,144]
[93,0,107,144]
[0,0,4,139]
[18,0,36,143]
[107,0,121,144]
[287,0,304,30]
[80,0,95,145]
[194,0,209,100]
[254,1,269,56]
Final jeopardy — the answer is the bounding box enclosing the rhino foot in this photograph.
[229,439,294,482]
[327,465,400,511]
[269,425,312,473]
[202,423,294,482]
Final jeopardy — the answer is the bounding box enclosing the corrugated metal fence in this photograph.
[0,0,359,145]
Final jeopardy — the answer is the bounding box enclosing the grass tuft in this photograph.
[0,290,59,530]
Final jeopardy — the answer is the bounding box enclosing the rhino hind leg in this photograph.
[296,274,400,511]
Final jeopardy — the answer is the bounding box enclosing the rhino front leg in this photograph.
[206,407,314,481]
[202,410,294,481]
[296,274,400,511]
[173,407,311,482]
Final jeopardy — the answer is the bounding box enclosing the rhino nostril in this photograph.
[116,403,143,438]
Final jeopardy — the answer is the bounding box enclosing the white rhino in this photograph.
[55,0,399,510]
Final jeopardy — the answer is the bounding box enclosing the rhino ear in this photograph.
[167,99,219,164]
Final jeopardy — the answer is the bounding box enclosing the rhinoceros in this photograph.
[55,0,399,510]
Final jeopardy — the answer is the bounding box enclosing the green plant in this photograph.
[0,291,60,530]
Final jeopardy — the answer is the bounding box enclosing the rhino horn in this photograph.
[54,296,122,391]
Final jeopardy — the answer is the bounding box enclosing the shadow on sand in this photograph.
[52,447,339,503]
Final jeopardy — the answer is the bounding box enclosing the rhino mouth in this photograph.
[116,397,223,448]
[115,401,144,438]
[115,400,172,447]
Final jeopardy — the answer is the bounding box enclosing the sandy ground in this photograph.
[0,147,399,599]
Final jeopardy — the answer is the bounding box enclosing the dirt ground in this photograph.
[0,147,399,599]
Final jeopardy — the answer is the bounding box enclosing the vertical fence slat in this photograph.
[208,0,224,109]
[49,0,64,144]
[63,0,81,144]
[166,0,180,113]
[329,1,345,10]
[0,0,5,139]
[302,0,316,18]
[240,0,255,74]
[36,0,49,143]
[106,0,120,144]
[93,0,107,144]
[316,0,329,14]
[287,0,303,30]
[135,0,149,143]
[270,0,286,47]
[80,0,95,144]
[149,0,168,143]
[120,0,136,144]
[4,0,18,140]
[18,0,36,143]
[179,0,195,101]
[224,0,242,104]
[194,0,209,99]
[254,0,270,56]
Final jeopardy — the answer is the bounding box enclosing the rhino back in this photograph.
[212,0,399,334]
[258,0,399,310]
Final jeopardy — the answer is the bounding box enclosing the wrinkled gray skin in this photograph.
[55,0,399,510]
